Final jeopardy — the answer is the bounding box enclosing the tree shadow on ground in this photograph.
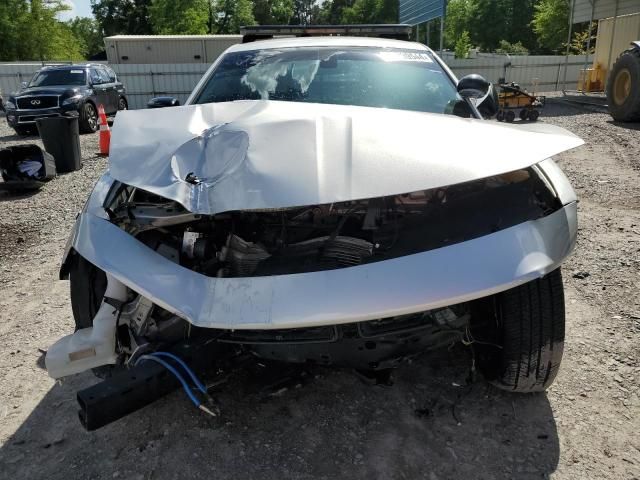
[0,347,560,480]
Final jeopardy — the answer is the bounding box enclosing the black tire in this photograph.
[505,110,516,123]
[528,109,540,122]
[496,110,505,122]
[473,268,565,392]
[606,47,640,122]
[519,108,528,120]
[118,97,128,111]
[79,102,98,133]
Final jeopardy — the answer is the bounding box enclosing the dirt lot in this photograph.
[0,103,638,480]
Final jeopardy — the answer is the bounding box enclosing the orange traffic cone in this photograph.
[98,104,111,156]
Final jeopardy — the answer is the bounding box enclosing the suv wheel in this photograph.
[118,97,128,111]
[472,268,565,392]
[79,102,98,133]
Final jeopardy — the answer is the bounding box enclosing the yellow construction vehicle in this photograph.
[577,12,640,122]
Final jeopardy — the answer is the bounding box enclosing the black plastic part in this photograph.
[240,24,412,43]
[76,340,228,431]
[36,116,82,173]
[0,144,56,191]
[147,96,180,108]
[457,74,491,99]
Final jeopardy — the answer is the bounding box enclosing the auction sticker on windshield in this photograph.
[378,51,433,63]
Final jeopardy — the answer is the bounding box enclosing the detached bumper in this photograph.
[66,201,577,330]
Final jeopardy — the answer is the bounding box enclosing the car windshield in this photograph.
[29,69,86,87]
[193,47,464,115]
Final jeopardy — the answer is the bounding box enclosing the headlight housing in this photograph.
[62,95,83,106]
[4,100,16,109]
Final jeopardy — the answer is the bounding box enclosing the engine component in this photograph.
[219,234,271,276]
[182,231,204,259]
[124,295,154,336]
[281,235,374,266]
[107,167,563,279]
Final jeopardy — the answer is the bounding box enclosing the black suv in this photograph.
[4,64,128,135]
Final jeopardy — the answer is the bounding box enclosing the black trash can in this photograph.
[0,144,56,191]
[36,116,82,173]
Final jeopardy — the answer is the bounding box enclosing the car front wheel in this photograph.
[473,268,565,392]
[79,102,98,133]
[118,97,128,111]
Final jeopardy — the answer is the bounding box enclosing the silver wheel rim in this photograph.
[87,105,97,130]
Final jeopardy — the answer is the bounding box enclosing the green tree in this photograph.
[377,0,398,23]
[468,0,511,51]
[68,17,104,58]
[20,0,83,61]
[445,0,539,53]
[495,39,529,54]
[253,0,294,25]
[444,0,472,49]
[291,0,322,24]
[341,0,397,24]
[149,0,208,34]
[91,0,153,37]
[454,30,472,58]
[319,0,354,24]
[532,0,569,53]
[0,0,29,61]
[570,22,596,54]
[212,0,256,33]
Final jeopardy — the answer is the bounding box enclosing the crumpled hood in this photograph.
[109,100,583,214]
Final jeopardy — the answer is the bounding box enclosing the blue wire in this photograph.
[135,354,200,407]
[150,351,207,394]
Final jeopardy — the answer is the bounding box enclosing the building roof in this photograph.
[104,35,242,41]
[571,0,640,24]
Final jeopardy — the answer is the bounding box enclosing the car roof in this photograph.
[226,36,431,54]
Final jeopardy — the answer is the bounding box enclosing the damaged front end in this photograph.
[46,101,581,429]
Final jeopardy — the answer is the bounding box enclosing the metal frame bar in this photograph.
[562,0,577,93]
[606,0,621,73]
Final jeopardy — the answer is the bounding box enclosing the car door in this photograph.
[89,68,109,112]
[98,66,118,113]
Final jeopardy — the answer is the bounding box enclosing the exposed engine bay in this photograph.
[103,167,561,279]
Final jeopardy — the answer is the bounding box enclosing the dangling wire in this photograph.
[150,351,208,395]
[135,354,216,417]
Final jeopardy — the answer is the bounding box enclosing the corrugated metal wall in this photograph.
[446,54,593,92]
[0,55,593,110]
[594,12,640,70]
[572,0,640,24]
[113,64,209,108]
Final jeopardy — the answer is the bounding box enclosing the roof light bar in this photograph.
[240,24,412,43]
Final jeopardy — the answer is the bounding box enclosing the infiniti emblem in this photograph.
[30,99,41,105]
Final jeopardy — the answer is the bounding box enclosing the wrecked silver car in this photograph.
[45,34,583,430]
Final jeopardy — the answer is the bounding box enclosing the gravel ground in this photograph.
[0,104,638,480]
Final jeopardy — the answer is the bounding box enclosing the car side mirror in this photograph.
[147,96,180,108]
[457,74,491,99]
[20,81,28,89]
